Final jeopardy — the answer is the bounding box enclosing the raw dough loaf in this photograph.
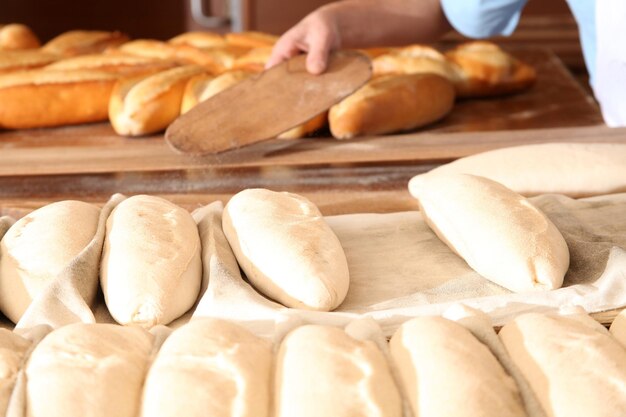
[223,189,349,311]
[500,312,626,417]
[0,200,100,323]
[101,195,202,327]
[409,174,569,292]
[0,328,31,415]
[414,142,626,197]
[141,319,272,417]
[275,324,402,417]
[26,323,153,417]
[390,316,526,417]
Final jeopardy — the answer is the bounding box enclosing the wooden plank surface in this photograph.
[0,49,607,177]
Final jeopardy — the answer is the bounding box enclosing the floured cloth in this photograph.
[188,193,626,336]
[0,195,125,330]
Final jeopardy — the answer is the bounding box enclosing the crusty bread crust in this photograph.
[0,24,40,50]
[445,41,537,98]
[43,30,129,56]
[0,70,117,129]
[329,73,455,139]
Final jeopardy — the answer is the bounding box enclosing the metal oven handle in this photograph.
[190,0,243,32]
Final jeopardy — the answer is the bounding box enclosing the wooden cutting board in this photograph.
[166,51,372,155]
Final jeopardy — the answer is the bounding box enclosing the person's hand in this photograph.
[266,8,341,75]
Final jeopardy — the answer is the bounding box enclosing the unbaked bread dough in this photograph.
[101,195,202,327]
[0,200,100,323]
[500,312,626,417]
[409,174,569,292]
[0,328,31,415]
[415,143,626,197]
[275,324,402,417]
[26,323,153,417]
[223,189,350,311]
[141,318,272,417]
[390,316,526,417]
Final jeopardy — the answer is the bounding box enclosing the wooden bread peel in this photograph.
[165,51,372,155]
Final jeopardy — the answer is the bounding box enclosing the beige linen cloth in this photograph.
[187,193,626,336]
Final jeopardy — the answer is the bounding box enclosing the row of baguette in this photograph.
[1,305,626,417]
[0,169,576,329]
[0,26,536,138]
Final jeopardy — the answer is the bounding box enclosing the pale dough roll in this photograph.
[141,319,272,417]
[26,323,153,417]
[275,324,402,417]
[390,316,526,417]
[416,142,626,197]
[409,174,569,292]
[223,189,350,311]
[329,73,455,139]
[500,312,626,417]
[0,200,100,323]
[101,195,202,327]
[0,328,31,415]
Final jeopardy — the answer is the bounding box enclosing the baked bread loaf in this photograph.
[101,195,202,327]
[500,312,626,417]
[0,23,40,50]
[45,53,177,76]
[115,39,180,61]
[0,328,31,415]
[225,31,278,48]
[223,188,350,311]
[275,325,402,417]
[180,70,253,114]
[277,111,328,139]
[445,41,536,97]
[356,47,393,59]
[141,319,273,417]
[175,44,251,73]
[329,73,455,139]
[390,316,526,417]
[109,65,205,136]
[409,173,570,292]
[26,323,153,417]
[0,200,100,323]
[418,142,626,197]
[0,69,117,129]
[43,30,129,56]
[372,44,462,82]
[231,47,272,72]
[169,31,226,49]
[0,50,59,74]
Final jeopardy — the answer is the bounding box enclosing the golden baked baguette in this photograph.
[115,40,246,74]
[43,30,129,56]
[445,41,536,97]
[329,73,455,139]
[277,112,328,139]
[356,47,394,60]
[114,39,179,61]
[169,31,226,49]
[0,24,40,50]
[45,53,177,76]
[109,65,205,136]
[0,69,118,129]
[373,45,462,82]
[225,31,278,48]
[231,47,272,72]
[180,70,254,114]
[0,50,59,74]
